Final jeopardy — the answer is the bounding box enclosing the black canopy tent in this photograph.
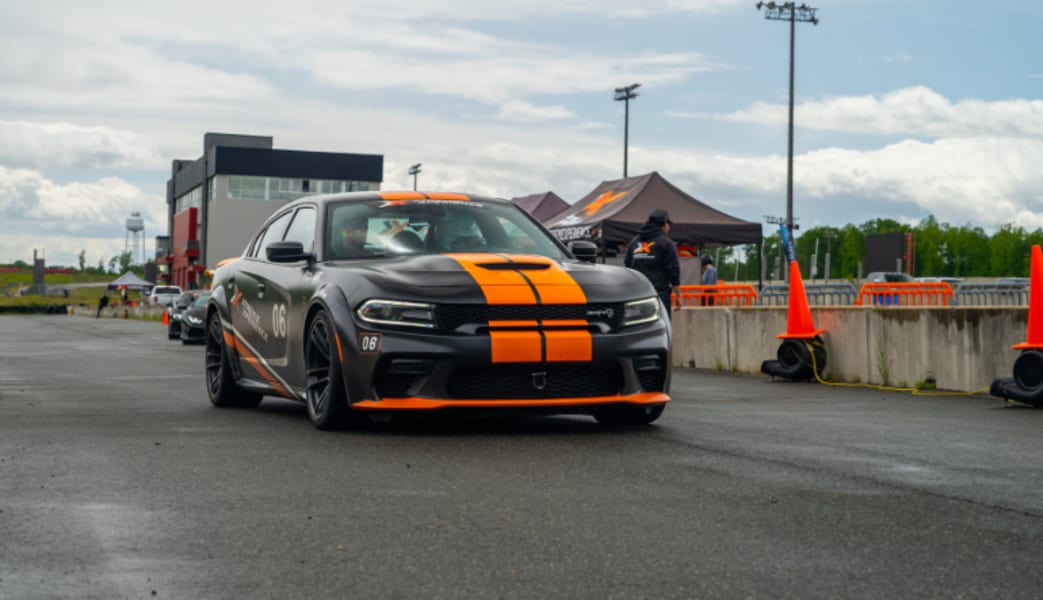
[545,171,762,246]
[544,171,763,286]
[106,271,154,292]
[511,191,569,222]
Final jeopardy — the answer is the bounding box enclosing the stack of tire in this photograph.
[761,336,826,381]
[990,350,1043,406]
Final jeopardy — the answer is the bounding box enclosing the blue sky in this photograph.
[2,0,1042,267]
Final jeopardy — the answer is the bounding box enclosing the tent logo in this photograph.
[584,190,627,216]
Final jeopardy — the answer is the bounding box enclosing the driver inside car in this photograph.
[332,217,372,258]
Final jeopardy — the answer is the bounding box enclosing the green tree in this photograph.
[117,250,133,274]
[989,224,1028,277]
[915,216,945,276]
[836,224,864,279]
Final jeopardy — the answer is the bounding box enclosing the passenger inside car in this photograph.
[447,219,485,251]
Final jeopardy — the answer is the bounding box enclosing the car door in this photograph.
[235,206,317,391]
[263,205,317,387]
[230,210,295,366]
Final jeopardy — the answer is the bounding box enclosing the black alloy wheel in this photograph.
[205,311,261,408]
[305,311,354,430]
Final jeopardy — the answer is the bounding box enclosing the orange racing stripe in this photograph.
[544,330,592,362]
[489,330,542,363]
[448,253,593,363]
[378,192,426,201]
[223,330,292,399]
[351,392,669,411]
[447,254,537,305]
[425,193,470,201]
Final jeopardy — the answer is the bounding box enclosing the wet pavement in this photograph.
[2,315,1042,599]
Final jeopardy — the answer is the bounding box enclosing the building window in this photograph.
[174,186,202,213]
[227,175,372,201]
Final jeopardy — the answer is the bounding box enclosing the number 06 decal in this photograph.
[359,333,382,353]
[272,303,288,338]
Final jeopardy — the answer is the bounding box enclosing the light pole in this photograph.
[823,227,835,281]
[408,163,422,191]
[756,2,819,233]
[614,83,641,178]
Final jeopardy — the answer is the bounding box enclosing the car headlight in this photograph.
[623,297,660,327]
[184,314,203,326]
[357,300,437,329]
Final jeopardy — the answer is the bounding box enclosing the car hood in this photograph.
[325,253,653,305]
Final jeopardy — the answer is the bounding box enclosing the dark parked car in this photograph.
[865,271,914,283]
[179,292,211,344]
[167,291,206,339]
[204,191,672,430]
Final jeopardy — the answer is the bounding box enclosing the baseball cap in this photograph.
[648,209,672,225]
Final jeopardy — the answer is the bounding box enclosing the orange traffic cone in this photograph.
[778,260,826,339]
[1013,244,1043,349]
[162,311,169,325]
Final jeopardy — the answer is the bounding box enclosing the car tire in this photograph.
[1013,349,1043,392]
[305,311,357,430]
[205,311,262,408]
[774,337,826,380]
[594,404,665,427]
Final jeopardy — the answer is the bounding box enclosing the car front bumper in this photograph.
[341,321,671,413]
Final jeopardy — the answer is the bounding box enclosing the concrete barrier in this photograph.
[672,306,1026,392]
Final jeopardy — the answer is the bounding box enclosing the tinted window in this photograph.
[253,211,294,259]
[283,207,317,253]
[325,200,565,259]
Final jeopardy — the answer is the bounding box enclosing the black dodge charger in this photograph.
[205,191,671,429]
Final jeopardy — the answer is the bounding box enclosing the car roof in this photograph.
[278,191,512,212]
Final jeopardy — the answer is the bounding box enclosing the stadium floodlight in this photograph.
[757,2,819,232]
[408,163,422,191]
[613,83,641,178]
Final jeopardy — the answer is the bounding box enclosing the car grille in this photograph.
[438,303,624,331]
[446,362,624,399]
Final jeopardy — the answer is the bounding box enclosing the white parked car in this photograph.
[148,285,183,306]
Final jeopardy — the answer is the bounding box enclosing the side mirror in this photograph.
[266,241,311,263]
[568,240,598,263]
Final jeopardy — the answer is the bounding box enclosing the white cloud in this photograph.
[496,101,575,122]
[633,136,1043,231]
[309,49,714,107]
[716,86,1043,139]
[0,121,165,169]
[0,166,166,264]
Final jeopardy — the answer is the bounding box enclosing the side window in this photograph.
[254,211,294,260]
[282,207,317,254]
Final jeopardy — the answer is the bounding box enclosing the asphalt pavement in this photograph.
[1,315,1042,599]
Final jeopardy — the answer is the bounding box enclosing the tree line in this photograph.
[3,250,143,276]
[708,216,1043,282]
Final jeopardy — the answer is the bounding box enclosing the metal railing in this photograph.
[953,282,1028,306]
[756,282,858,306]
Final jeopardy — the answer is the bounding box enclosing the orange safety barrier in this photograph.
[855,282,955,307]
[673,283,759,307]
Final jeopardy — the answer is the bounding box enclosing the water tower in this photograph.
[125,212,146,265]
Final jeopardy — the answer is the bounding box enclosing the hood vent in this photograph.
[478,262,550,271]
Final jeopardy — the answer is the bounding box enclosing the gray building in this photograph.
[162,133,383,288]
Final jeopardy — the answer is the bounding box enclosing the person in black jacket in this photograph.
[624,209,681,316]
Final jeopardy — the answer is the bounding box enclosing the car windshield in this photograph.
[325,200,567,260]
[192,293,211,307]
[155,286,180,294]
